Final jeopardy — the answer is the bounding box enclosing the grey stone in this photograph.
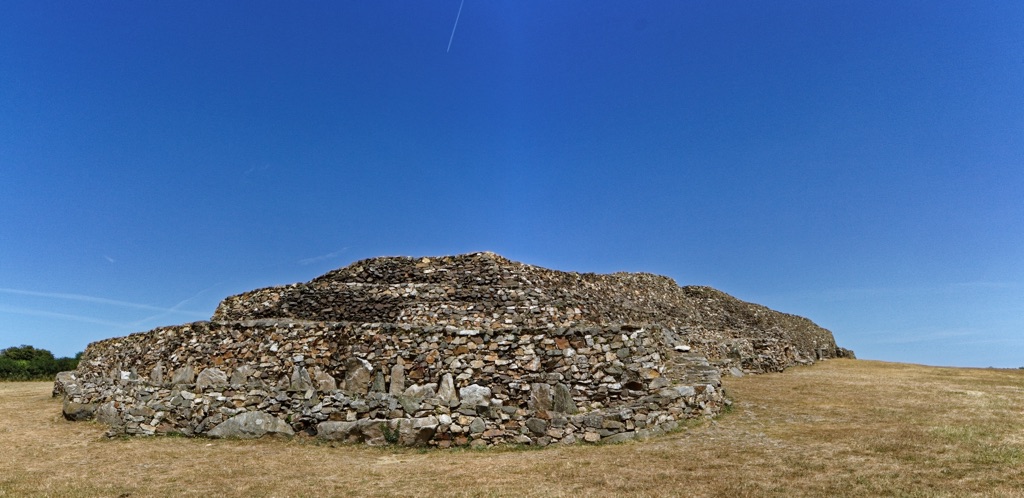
[170,365,195,385]
[128,405,155,418]
[602,419,625,430]
[395,395,421,415]
[322,417,428,446]
[95,401,122,427]
[207,411,294,439]
[529,383,553,411]
[357,419,388,446]
[525,417,548,435]
[580,413,604,429]
[729,367,745,377]
[230,365,255,386]
[411,415,439,429]
[657,385,696,400]
[62,399,97,421]
[459,384,491,408]
[649,377,671,389]
[403,383,437,399]
[602,431,636,444]
[370,370,386,393]
[389,364,405,395]
[316,420,359,441]
[196,368,228,390]
[342,357,373,395]
[288,366,314,392]
[398,416,439,446]
[469,417,486,434]
[196,414,224,433]
[550,415,568,428]
[552,383,578,414]
[309,366,337,391]
[437,373,457,405]
[149,363,164,386]
[52,371,80,397]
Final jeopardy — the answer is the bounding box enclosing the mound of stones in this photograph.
[57,252,852,447]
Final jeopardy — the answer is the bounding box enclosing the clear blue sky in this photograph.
[2,1,1022,368]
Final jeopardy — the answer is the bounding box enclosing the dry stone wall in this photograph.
[58,252,851,447]
[213,252,847,372]
[62,320,723,446]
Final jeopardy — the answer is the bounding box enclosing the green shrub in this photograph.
[0,345,81,381]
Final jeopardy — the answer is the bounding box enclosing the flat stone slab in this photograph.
[208,411,294,439]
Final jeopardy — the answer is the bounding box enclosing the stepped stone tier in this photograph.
[57,252,853,447]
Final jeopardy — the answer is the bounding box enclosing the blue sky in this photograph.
[2,1,1022,368]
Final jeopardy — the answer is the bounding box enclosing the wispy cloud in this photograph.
[244,164,271,176]
[791,281,1024,302]
[104,255,116,263]
[864,327,979,346]
[949,281,1022,290]
[0,288,179,312]
[0,305,132,328]
[298,247,349,266]
[0,287,212,334]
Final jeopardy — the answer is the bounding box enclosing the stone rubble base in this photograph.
[57,320,725,446]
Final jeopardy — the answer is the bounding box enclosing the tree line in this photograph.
[0,345,81,381]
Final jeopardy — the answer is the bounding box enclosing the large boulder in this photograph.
[62,398,97,421]
[207,411,294,439]
[52,371,80,398]
[316,416,438,446]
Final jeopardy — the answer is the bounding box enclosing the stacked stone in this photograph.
[212,252,842,372]
[57,251,849,446]
[61,320,723,445]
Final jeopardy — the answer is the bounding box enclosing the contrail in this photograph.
[129,284,222,328]
[0,305,131,328]
[0,287,182,313]
[446,0,465,53]
[0,287,208,331]
[297,247,349,266]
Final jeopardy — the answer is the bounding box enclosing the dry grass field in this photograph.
[2,359,1023,497]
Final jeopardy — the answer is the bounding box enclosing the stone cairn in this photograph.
[56,252,853,447]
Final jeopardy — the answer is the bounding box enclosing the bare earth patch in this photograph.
[3,359,1023,497]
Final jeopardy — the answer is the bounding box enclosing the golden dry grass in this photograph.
[3,359,1023,497]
